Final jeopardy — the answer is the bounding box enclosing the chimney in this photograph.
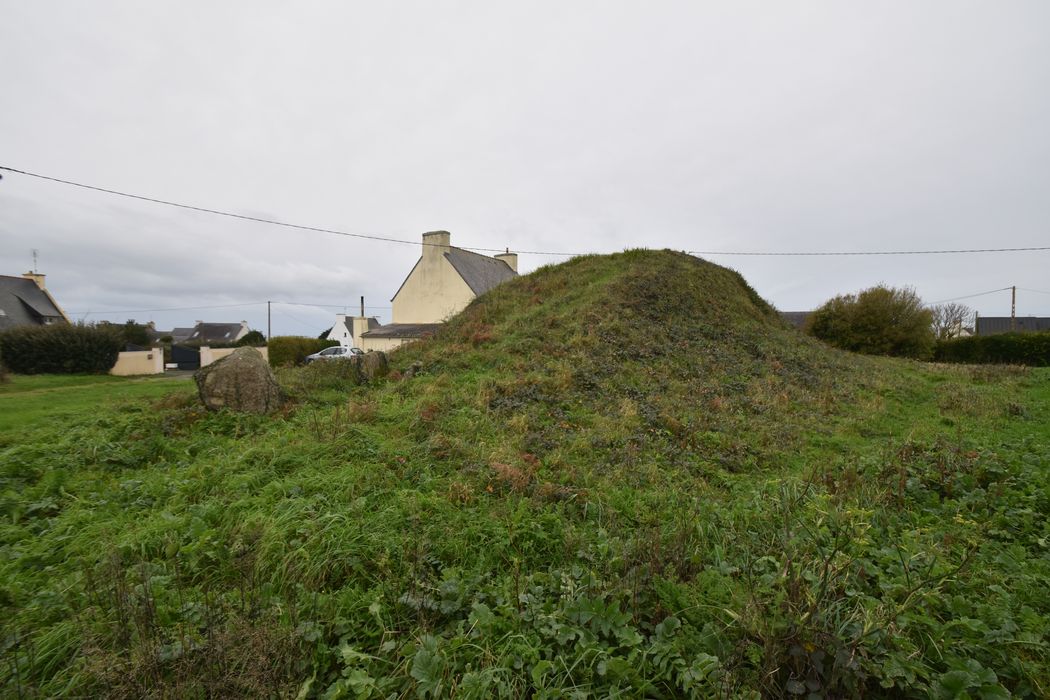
[22,272,46,290]
[422,230,451,260]
[495,248,518,273]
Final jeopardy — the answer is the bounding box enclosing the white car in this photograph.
[304,346,364,363]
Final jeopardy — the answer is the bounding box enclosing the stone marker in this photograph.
[359,351,389,381]
[194,347,286,414]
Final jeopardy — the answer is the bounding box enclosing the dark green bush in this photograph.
[934,332,1050,366]
[806,285,934,359]
[235,330,267,347]
[267,336,338,367]
[0,323,123,374]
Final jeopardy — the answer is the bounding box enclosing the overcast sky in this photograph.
[2,2,1048,335]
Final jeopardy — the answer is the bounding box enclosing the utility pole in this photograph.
[267,301,271,340]
[1011,286,1016,332]
[31,249,38,274]
[360,296,365,317]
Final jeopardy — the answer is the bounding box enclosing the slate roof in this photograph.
[361,323,442,339]
[0,275,66,332]
[444,248,517,295]
[779,311,812,330]
[976,317,1050,335]
[186,322,245,343]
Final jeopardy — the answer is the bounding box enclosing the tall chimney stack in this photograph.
[422,230,451,260]
[495,248,518,273]
[22,272,46,290]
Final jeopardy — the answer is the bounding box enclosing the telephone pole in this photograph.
[1011,286,1016,332]
[267,301,271,340]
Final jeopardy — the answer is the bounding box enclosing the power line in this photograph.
[271,306,319,331]
[275,301,392,309]
[927,287,1012,305]
[689,247,1050,256]
[3,165,1049,258]
[67,301,265,315]
[67,299,392,315]
[0,165,516,255]
[1018,287,1050,296]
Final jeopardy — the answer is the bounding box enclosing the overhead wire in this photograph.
[3,165,1049,258]
[926,287,1013,305]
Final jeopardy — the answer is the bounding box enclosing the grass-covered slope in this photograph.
[2,251,1048,698]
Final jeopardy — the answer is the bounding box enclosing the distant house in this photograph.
[976,317,1050,336]
[151,320,252,345]
[326,313,379,348]
[354,231,518,351]
[0,272,69,331]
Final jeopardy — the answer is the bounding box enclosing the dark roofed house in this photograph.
[355,231,518,351]
[0,273,69,332]
[186,321,251,344]
[151,321,251,345]
[976,316,1050,336]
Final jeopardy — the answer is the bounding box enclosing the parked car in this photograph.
[304,346,364,364]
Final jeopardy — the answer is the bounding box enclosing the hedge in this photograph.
[0,323,124,374]
[268,336,338,367]
[934,332,1050,366]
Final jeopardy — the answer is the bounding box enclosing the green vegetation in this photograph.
[0,374,192,435]
[0,322,124,374]
[1,251,1047,697]
[268,336,339,367]
[236,330,268,347]
[806,285,935,359]
[936,331,1050,367]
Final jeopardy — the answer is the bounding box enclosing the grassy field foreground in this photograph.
[1,251,1048,698]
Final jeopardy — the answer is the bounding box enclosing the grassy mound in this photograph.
[2,251,1047,697]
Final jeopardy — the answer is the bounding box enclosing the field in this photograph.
[2,251,1048,698]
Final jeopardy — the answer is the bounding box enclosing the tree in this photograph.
[806,285,935,359]
[930,303,973,339]
[235,330,267,347]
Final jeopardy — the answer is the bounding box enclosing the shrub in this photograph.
[934,331,1050,366]
[0,323,123,374]
[267,336,338,367]
[806,285,934,359]
[235,330,267,347]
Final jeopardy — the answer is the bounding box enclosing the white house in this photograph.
[351,231,518,352]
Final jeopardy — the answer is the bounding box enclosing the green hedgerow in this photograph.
[0,322,123,374]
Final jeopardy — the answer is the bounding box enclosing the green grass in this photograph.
[1,251,1048,698]
[0,374,193,435]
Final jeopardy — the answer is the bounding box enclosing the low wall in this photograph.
[200,346,269,367]
[110,348,164,376]
[359,337,409,353]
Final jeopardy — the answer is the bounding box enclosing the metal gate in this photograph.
[171,345,200,370]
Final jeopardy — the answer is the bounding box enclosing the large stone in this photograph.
[194,347,285,414]
[359,351,389,381]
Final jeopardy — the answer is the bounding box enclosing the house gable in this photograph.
[390,232,518,325]
[0,275,67,331]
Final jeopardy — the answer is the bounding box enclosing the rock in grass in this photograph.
[194,347,286,414]
[359,351,389,381]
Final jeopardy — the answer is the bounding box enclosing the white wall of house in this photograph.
[352,316,380,347]
[327,315,353,346]
[359,336,409,353]
[391,231,476,324]
[110,348,164,376]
